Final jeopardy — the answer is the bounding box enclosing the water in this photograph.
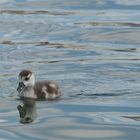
[0,0,140,139]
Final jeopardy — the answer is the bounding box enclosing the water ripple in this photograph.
[0,9,75,15]
[75,21,140,27]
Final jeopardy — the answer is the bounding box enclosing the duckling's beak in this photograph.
[17,82,25,93]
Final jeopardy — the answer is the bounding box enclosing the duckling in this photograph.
[17,70,61,99]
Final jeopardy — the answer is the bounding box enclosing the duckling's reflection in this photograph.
[17,99,37,123]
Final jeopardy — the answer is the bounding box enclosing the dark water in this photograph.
[0,0,140,139]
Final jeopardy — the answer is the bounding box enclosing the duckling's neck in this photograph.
[21,86,37,99]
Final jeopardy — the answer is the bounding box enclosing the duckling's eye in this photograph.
[24,77,29,81]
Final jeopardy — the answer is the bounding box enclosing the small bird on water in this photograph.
[17,69,61,100]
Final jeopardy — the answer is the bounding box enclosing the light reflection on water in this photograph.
[0,0,140,139]
[0,100,140,140]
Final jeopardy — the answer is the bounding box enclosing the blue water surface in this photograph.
[0,0,140,139]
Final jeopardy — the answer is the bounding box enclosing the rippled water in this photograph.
[0,0,140,139]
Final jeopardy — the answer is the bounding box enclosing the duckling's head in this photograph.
[17,70,35,93]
